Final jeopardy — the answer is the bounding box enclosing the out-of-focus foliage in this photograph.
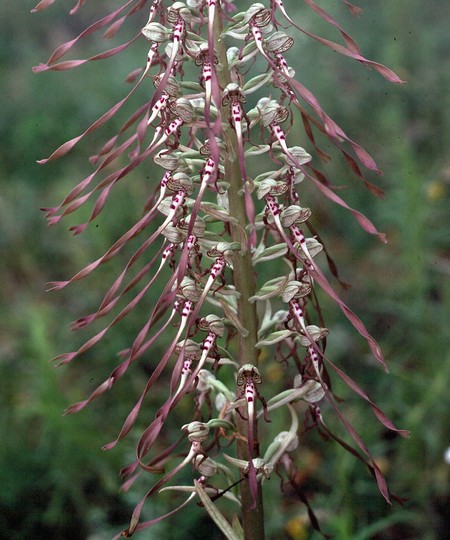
[1,1,448,538]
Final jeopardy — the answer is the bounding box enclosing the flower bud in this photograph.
[153,152,180,171]
[207,242,239,263]
[164,44,186,67]
[251,8,272,31]
[258,98,288,127]
[227,47,244,68]
[274,431,299,453]
[257,178,289,199]
[243,4,266,24]
[297,325,329,347]
[280,205,312,227]
[178,276,202,302]
[265,31,294,54]
[167,3,193,25]
[167,172,194,195]
[154,74,180,97]
[281,281,312,303]
[178,214,205,237]
[161,224,184,243]
[198,314,225,337]
[157,197,184,217]
[298,237,323,259]
[301,380,325,403]
[141,22,171,43]
[271,181,289,196]
[256,178,276,199]
[182,421,209,442]
[194,455,218,477]
[175,338,201,359]
[197,369,215,392]
[258,98,279,127]
[171,97,195,123]
[243,72,272,93]
[283,146,312,168]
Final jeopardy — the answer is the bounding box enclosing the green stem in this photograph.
[214,8,265,540]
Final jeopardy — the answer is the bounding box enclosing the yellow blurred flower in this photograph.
[285,515,309,540]
[426,180,447,201]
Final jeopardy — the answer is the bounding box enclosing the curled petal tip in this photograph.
[31,0,56,12]
[47,216,62,226]
[69,223,88,235]
[46,280,69,291]
[32,63,49,73]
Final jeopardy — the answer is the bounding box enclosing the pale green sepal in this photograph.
[207,419,235,431]
[223,454,248,469]
[186,30,206,42]
[200,203,238,224]
[160,485,240,505]
[249,276,288,302]
[226,397,246,413]
[231,515,245,540]
[180,80,204,91]
[194,480,240,540]
[253,170,281,183]
[258,380,323,417]
[296,325,329,346]
[243,72,273,93]
[264,404,299,467]
[256,329,294,348]
[244,144,270,157]
[252,243,288,264]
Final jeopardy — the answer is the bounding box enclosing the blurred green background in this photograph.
[1,1,449,538]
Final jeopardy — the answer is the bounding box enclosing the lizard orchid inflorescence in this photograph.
[34,0,409,537]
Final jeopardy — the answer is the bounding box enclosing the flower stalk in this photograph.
[215,10,265,534]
